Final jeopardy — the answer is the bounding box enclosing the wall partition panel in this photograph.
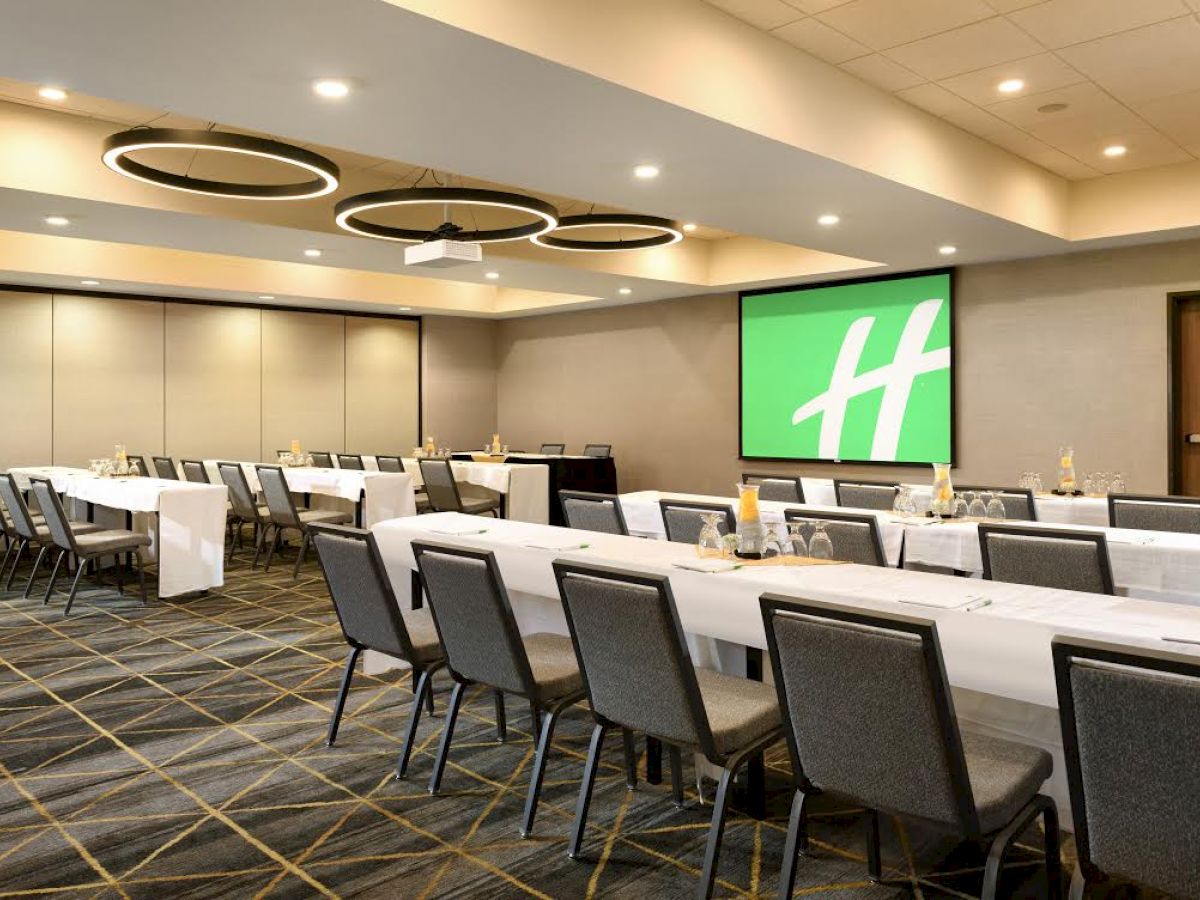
[261,309,346,459]
[345,316,420,454]
[0,291,53,471]
[165,304,262,463]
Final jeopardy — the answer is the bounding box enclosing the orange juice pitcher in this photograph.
[734,483,765,559]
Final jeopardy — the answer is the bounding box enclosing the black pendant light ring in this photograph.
[529,213,683,251]
[334,187,559,243]
[102,128,340,199]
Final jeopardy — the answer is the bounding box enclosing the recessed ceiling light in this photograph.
[633,164,660,180]
[258,295,275,300]
[997,78,1025,94]
[484,271,500,280]
[1103,144,1127,158]
[1038,102,1068,114]
[312,78,351,99]
[303,248,322,258]
[80,279,100,286]
[43,215,70,227]
[938,245,957,256]
[38,86,67,102]
[397,306,412,311]
[682,222,698,233]
[817,213,840,227]
[618,287,632,295]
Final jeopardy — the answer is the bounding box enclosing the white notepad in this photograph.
[897,594,992,612]
[672,559,738,574]
[430,526,489,536]
[525,540,590,551]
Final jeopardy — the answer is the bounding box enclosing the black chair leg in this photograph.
[42,550,66,605]
[646,735,663,784]
[414,668,436,717]
[22,544,48,599]
[0,538,14,584]
[669,743,685,808]
[529,701,542,735]
[396,667,433,779]
[291,530,310,580]
[698,758,745,900]
[1068,864,1088,900]
[520,702,565,838]
[114,553,124,594]
[63,561,88,617]
[778,788,808,900]
[621,728,637,790]
[494,690,506,741]
[866,808,882,881]
[568,723,606,859]
[251,523,268,568]
[326,646,362,746]
[135,551,148,605]
[263,527,282,572]
[4,539,26,589]
[982,796,1056,900]
[1043,798,1062,900]
[428,680,465,795]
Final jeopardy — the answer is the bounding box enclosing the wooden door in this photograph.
[1178,298,1200,495]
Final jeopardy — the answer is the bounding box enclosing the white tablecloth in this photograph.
[400,458,549,524]
[618,490,907,566]
[10,466,226,598]
[368,512,1200,815]
[204,462,415,526]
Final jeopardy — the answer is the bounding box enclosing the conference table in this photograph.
[9,466,226,597]
[366,511,1200,816]
[398,457,549,524]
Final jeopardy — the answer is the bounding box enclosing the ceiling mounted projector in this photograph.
[403,239,483,268]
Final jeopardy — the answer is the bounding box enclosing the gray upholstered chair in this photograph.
[559,490,628,536]
[29,479,150,616]
[1053,636,1200,899]
[833,479,898,511]
[658,499,735,545]
[783,508,887,566]
[308,451,334,468]
[375,455,404,473]
[742,473,805,504]
[979,524,1115,594]
[762,594,1060,900]
[412,541,585,837]
[335,453,364,470]
[180,459,210,484]
[554,561,782,899]
[311,524,445,775]
[126,454,151,478]
[217,462,270,565]
[255,465,352,578]
[539,442,565,455]
[151,456,178,480]
[582,443,611,458]
[958,486,1037,521]
[1107,493,1200,534]
[417,458,499,516]
[0,474,97,597]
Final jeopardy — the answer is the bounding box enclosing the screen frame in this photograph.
[738,267,957,467]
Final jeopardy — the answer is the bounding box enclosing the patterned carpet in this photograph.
[0,539,1070,898]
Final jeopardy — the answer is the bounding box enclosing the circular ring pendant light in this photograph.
[529,213,683,251]
[102,128,340,199]
[334,187,558,243]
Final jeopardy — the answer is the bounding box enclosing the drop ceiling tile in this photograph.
[1058,16,1200,104]
[940,53,1086,106]
[983,0,1046,11]
[1136,88,1200,146]
[1022,145,1104,178]
[885,17,1044,80]
[943,106,1025,138]
[1086,129,1194,171]
[783,0,853,11]
[705,0,805,29]
[986,80,1137,128]
[840,53,927,91]
[1183,0,1200,9]
[771,17,870,62]
[896,82,978,116]
[815,0,995,51]
[1008,0,1188,49]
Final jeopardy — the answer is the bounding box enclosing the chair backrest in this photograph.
[658,498,735,544]
[311,451,334,468]
[742,473,804,504]
[310,523,420,661]
[833,479,898,511]
[180,459,210,484]
[979,524,1114,594]
[152,456,178,480]
[336,454,364,470]
[761,594,980,836]
[218,462,261,521]
[783,509,887,566]
[417,458,464,512]
[1108,493,1200,535]
[554,561,718,759]
[582,443,611,458]
[539,443,566,455]
[412,541,537,696]
[255,465,301,527]
[1053,636,1200,897]
[957,485,1036,521]
[375,455,404,473]
[28,479,78,553]
[127,455,150,478]
[0,474,39,540]
[559,490,628,535]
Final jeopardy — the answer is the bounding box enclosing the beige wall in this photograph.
[421,315,498,451]
[0,292,53,472]
[497,238,1200,495]
[346,316,421,455]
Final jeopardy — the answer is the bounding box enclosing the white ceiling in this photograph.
[706,0,1200,179]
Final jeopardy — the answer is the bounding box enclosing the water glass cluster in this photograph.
[1017,472,1044,492]
[1081,472,1125,495]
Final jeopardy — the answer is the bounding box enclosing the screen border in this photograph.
[738,267,957,467]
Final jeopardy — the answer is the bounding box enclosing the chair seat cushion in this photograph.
[33,521,102,542]
[962,731,1052,833]
[696,668,781,756]
[522,632,583,699]
[461,498,499,515]
[73,529,152,555]
[297,509,353,526]
[403,609,444,664]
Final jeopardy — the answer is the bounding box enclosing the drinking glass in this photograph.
[967,492,987,518]
[809,522,834,560]
[1032,473,1044,493]
[1082,473,1095,494]
[128,459,141,478]
[697,513,724,558]
[985,493,1006,520]
[1111,472,1125,493]
[762,524,784,559]
[1094,472,1109,496]
[720,533,740,560]
[785,522,807,557]
[953,492,969,518]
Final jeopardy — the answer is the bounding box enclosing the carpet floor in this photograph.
[0,540,1074,898]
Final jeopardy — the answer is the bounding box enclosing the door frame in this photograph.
[1168,291,1199,494]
